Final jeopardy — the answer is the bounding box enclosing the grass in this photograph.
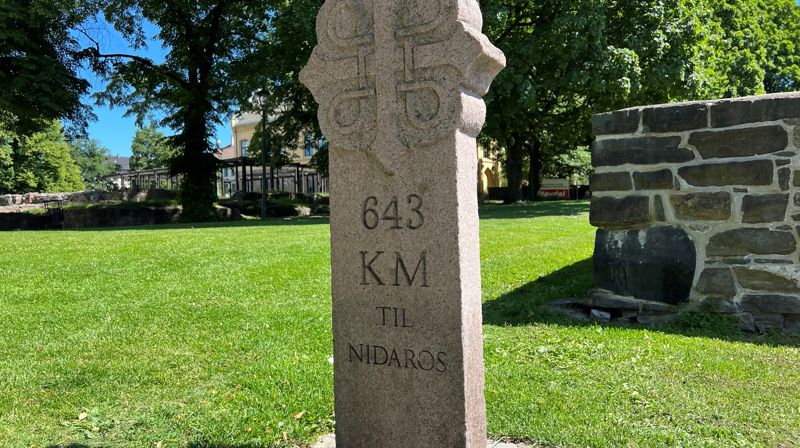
[0,201,797,448]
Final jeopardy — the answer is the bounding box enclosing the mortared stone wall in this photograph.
[590,92,800,332]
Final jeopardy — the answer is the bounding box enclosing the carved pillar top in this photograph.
[300,0,505,153]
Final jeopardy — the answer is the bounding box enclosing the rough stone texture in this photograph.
[590,196,651,228]
[300,2,504,446]
[710,93,800,127]
[594,226,696,304]
[592,93,800,332]
[643,103,708,133]
[695,268,736,299]
[786,315,800,333]
[741,194,789,224]
[590,172,632,192]
[734,268,800,293]
[593,109,640,136]
[689,126,788,159]
[707,229,797,256]
[313,435,535,448]
[739,295,800,314]
[592,137,692,167]
[670,192,731,221]
[779,167,791,191]
[678,160,774,187]
[633,170,675,190]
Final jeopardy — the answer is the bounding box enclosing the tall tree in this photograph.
[129,125,174,171]
[0,0,93,137]
[70,138,118,190]
[90,1,275,221]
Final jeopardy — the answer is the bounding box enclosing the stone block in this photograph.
[590,196,651,228]
[590,172,632,192]
[593,109,640,136]
[795,171,800,188]
[710,94,800,128]
[593,137,692,167]
[734,268,800,293]
[736,313,756,332]
[689,126,788,159]
[741,194,788,224]
[642,103,708,133]
[594,226,696,304]
[696,268,736,299]
[654,195,666,221]
[706,228,797,256]
[670,192,731,221]
[678,160,773,187]
[779,168,791,191]
[739,294,800,314]
[589,289,679,312]
[785,315,800,333]
[633,170,675,190]
[754,314,786,332]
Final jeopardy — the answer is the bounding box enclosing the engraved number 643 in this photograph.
[362,195,424,230]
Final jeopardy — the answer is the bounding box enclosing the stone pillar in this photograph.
[301,0,504,446]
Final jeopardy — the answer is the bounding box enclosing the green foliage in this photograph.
[93,1,280,221]
[69,138,118,190]
[129,125,175,171]
[0,0,93,136]
[0,121,84,194]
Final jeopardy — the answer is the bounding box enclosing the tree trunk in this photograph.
[504,133,524,204]
[526,136,542,202]
[177,101,217,222]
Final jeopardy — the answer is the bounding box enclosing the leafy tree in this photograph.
[91,1,276,222]
[0,0,93,137]
[70,138,118,190]
[0,121,84,194]
[129,125,175,171]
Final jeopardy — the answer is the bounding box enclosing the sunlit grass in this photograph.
[0,202,797,447]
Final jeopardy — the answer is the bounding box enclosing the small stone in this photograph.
[633,170,675,190]
[593,109,640,136]
[591,172,633,192]
[678,160,773,187]
[735,313,756,332]
[589,289,678,312]
[707,228,797,256]
[795,171,800,188]
[733,188,749,193]
[643,103,708,133]
[593,137,692,167]
[754,314,785,332]
[590,196,651,229]
[696,268,736,299]
[654,195,666,222]
[700,297,739,314]
[754,259,795,265]
[670,192,731,221]
[591,309,612,322]
[795,193,800,207]
[734,268,800,293]
[776,159,792,166]
[741,194,788,224]
[779,168,791,191]
[739,294,800,314]
[689,125,788,159]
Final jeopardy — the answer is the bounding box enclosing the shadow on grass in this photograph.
[479,200,589,220]
[483,258,800,348]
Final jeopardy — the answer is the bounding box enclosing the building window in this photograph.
[304,133,315,157]
[240,140,249,157]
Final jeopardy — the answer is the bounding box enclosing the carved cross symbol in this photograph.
[301,0,505,151]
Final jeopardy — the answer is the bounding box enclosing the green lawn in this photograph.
[0,202,798,448]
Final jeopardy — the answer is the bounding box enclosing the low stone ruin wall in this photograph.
[589,92,800,333]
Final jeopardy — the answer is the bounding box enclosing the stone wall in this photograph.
[590,92,800,333]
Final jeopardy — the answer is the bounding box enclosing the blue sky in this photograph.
[79,20,232,158]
